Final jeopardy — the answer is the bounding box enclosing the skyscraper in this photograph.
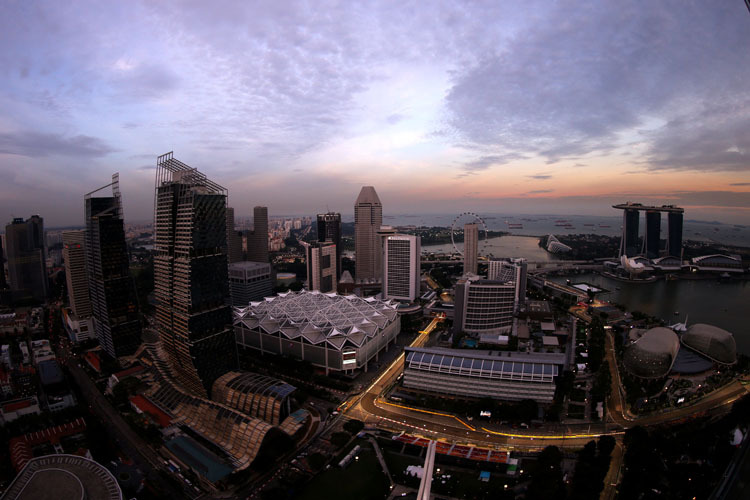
[463,223,478,275]
[644,210,661,259]
[317,212,342,280]
[5,216,47,302]
[226,207,242,264]
[620,207,640,257]
[246,206,269,263]
[85,175,141,358]
[667,212,683,259]
[0,234,7,290]
[154,153,236,397]
[301,241,337,292]
[62,231,92,318]
[383,234,421,302]
[354,186,382,282]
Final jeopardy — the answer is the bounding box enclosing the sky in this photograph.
[1,0,749,226]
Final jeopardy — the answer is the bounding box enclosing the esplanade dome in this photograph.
[681,324,736,365]
[623,327,680,378]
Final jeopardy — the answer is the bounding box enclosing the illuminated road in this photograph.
[344,321,748,456]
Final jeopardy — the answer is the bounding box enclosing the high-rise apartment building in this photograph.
[62,231,92,318]
[317,212,342,280]
[354,186,382,282]
[383,234,421,302]
[5,216,48,302]
[463,223,478,276]
[154,153,236,397]
[302,241,337,293]
[246,206,269,263]
[226,207,243,264]
[85,175,141,358]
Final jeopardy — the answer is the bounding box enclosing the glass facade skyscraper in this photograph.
[85,176,141,358]
[154,153,236,397]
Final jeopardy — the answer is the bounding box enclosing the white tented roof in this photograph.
[233,290,398,350]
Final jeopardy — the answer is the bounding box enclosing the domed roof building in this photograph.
[623,327,680,378]
[681,323,736,365]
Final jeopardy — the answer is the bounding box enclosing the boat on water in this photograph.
[599,225,611,228]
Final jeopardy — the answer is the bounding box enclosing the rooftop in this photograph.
[2,454,121,500]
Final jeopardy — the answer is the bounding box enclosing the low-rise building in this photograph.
[228,261,273,307]
[234,290,400,374]
[402,347,564,404]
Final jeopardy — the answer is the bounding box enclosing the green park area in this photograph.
[296,441,390,500]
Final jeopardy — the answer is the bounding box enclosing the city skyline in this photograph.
[1,1,749,226]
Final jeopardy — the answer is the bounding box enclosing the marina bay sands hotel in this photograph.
[613,202,684,259]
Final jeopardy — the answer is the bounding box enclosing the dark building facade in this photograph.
[667,212,683,259]
[5,216,47,302]
[317,212,342,280]
[154,153,236,397]
[621,208,640,257]
[85,175,141,358]
[0,232,7,290]
[245,206,269,263]
[644,210,661,259]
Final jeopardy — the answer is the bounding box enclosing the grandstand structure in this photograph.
[403,347,564,403]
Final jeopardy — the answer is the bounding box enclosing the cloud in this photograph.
[460,153,526,174]
[445,1,750,167]
[386,113,405,125]
[730,182,750,186]
[527,189,554,194]
[527,174,552,180]
[0,131,116,158]
[645,102,750,172]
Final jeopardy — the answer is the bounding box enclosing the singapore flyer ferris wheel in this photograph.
[450,212,489,256]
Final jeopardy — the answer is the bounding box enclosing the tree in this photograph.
[343,419,365,435]
[526,446,566,500]
[330,431,351,449]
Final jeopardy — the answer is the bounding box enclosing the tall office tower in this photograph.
[317,212,342,280]
[226,207,242,264]
[246,206,269,263]
[62,231,92,317]
[643,210,661,259]
[383,234,421,302]
[453,275,516,335]
[301,241,337,292]
[5,216,48,302]
[488,258,527,311]
[375,225,397,281]
[354,186,382,281]
[463,223,478,276]
[85,175,141,359]
[619,208,640,257]
[667,212,683,259]
[154,153,236,396]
